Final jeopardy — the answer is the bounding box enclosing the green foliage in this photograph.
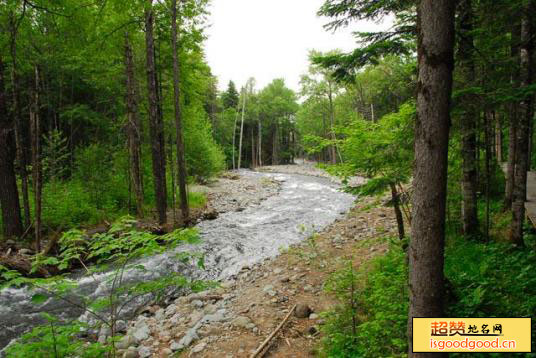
[321,221,536,358]
[4,318,108,358]
[321,243,408,358]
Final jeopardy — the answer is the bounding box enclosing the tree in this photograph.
[222,80,239,109]
[171,0,189,222]
[408,1,454,357]
[510,0,533,246]
[0,54,23,239]
[124,32,144,218]
[238,79,255,169]
[144,0,167,225]
[457,0,479,238]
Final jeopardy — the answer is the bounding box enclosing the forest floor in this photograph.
[117,165,397,358]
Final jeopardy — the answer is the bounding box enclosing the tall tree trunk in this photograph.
[511,3,533,247]
[124,32,144,218]
[171,0,190,223]
[0,55,23,239]
[272,122,279,165]
[31,65,43,252]
[390,183,405,241]
[495,112,503,163]
[505,23,521,210]
[328,82,337,164]
[145,0,167,225]
[258,116,262,166]
[238,88,247,169]
[408,1,454,357]
[458,0,479,239]
[232,107,238,170]
[9,12,30,229]
[251,126,256,168]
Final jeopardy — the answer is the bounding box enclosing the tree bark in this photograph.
[0,55,23,239]
[408,1,454,357]
[258,116,262,166]
[31,65,43,252]
[328,81,337,164]
[9,12,30,229]
[124,32,144,218]
[495,112,503,163]
[505,23,521,210]
[144,0,167,225]
[171,0,190,223]
[511,3,533,246]
[390,183,405,241]
[458,0,479,239]
[238,88,247,169]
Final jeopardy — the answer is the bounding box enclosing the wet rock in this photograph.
[295,304,312,319]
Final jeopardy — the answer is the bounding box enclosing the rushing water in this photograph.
[0,170,355,350]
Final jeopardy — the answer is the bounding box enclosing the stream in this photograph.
[0,170,355,351]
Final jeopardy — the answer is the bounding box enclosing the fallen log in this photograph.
[0,254,52,278]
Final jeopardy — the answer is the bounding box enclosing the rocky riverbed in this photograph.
[110,193,396,358]
[101,166,398,358]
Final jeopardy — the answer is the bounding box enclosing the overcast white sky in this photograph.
[204,0,391,92]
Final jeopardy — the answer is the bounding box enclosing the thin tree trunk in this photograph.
[9,13,30,229]
[258,116,262,166]
[505,23,521,210]
[272,122,279,165]
[496,112,503,163]
[145,0,167,225]
[232,107,238,170]
[124,32,144,218]
[0,55,23,239]
[458,0,479,239]
[511,3,533,246]
[171,0,190,222]
[390,183,405,240]
[168,134,177,223]
[251,126,256,168]
[408,1,454,357]
[31,65,43,252]
[485,111,492,242]
[238,88,247,169]
[328,82,337,164]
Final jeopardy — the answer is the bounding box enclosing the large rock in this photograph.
[191,342,207,353]
[295,304,312,319]
[231,316,252,329]
[131,321,150,342]
[170,328,198,351]
[117,335,137,350]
